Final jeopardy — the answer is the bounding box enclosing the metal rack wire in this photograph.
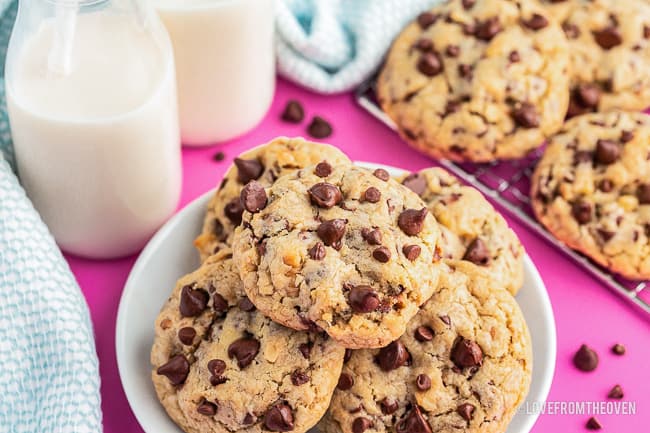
[356,77,650,316]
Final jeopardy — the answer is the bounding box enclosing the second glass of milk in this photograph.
[5,0,182,259]
[155,0,275,145]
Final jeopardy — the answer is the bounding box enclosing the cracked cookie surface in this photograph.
[194,137,350,262]
[232,164,443,349]
[531,111,650,280]
[318,260,532,433]
[377,0,570,162]
[540,0,650,117]
[399,167,525,295]
[151,250,345,433]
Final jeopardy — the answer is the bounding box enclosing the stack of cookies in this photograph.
[379,0,650,279]
[151,137,533,433]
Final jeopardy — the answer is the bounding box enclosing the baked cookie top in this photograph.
[377,0,570,162]
[540,0,650,117]
[531,111,650,280]
[151,250,345,433]
[399,167,525,295]
[232,164,442,349]
[194,137,350,262]
[318,260,532,433]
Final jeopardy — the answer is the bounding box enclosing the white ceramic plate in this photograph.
[116,162,556,433]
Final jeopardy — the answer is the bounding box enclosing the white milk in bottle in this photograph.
[155,0,275,145]
[5,0,182,259]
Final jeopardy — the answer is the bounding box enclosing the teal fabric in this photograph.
[0,1,102,431]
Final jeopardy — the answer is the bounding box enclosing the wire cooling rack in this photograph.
[356,77,650,316]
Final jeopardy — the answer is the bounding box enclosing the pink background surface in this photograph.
[66,79,649,432]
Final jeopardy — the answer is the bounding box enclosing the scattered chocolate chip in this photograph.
[373,168,390,181]
[451,338,483,368]
[224,197,244,225]
[291,370,310,386]
[377,341,411,371]
[417,12,438,29]
[234,158,263,184]
[352,417,373,433]
[509,50,520,62]
[264,403,295,432]
[241,181,267,213]
[238,297,256,312]
[607,384,624,399]
[414,326,434,342]
[571,200,592,224]
[363,187,382,203]
[349,285,380,313]
[398,208,428,236]
[309,183,343,208]
[213,151,225,162]
[344,348,353,363]
[463,238,490,265]
[213,293,229,313]
[462,0,475,9]
[178,327,196,345]
[314,161,332,178]
[180,286,209,317]
[586,416,602,430]
[197,399,218,416]
[512,102,540,128]
[576,84,601,108]
[361,228,382,245]
[414,38,433,52]
[298,343,311,359]
[337,373,354,390]
[309,242,326,260]
[381,398,399,415]
[637,184,650,204]
[417,52,443,76]
[594,26,622,49]
[396,405,432,433]
[573,344,599,372]
[562,22,580,39]
[457,403,475,421]
[403,244,422,261]
[317,219,347,247]
[611,343,626,355]
[416,374,431,391]
[157,354,190,385]
[281,100,304,123]
[307,116,332,138]
[523,13,548,30]
[372,246,391,263]
[445,45,460,57]
[476,17,501,41]
[228,337,260,368]
[595,139,620,164]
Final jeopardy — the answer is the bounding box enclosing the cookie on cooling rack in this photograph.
[232,163,443,349]
[539,0,650,117]
[398,167,525,295]
[377,0,570,162]
[318,260,532,433]
[151,250,345,433]
[531,111,650,280]
[194,137,350,262]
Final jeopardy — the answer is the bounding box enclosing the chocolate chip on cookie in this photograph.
[317,219,347,247]
[352,417,373,433]
[157,354,190,385]
[291,370,310,386]
[417,52,443,76]
[240,181,267,213]
[348,285,380,313]
[402,244,422,261]
[361,228,382,245]
[373,246,391,263]
[309,242,327,260]
[224,197,244,226]
[362,187,382,203]
[377,341,411,371]
[228,336,260,368]
[264,403,295,432]
[238,297,256,312]
[595,139,620,164]
[234,158,264,184]
[593,26,622,50]
[451,337,483,368]
[314,161,333,178]
[398,208,428,236]
[178,327,196,345]
[417,11,438,29]
[309,183,343,208]
[512,102,540,128]
[416,374,431,391]
[197,399,218,416]
[414,326,434,342]
[179,285,209,317]
[457,403,475,421]
[523,13,548,31]
[463,238,490,265]
[337,373,354,390]
[571,200,592,224]
[396,405,432,433]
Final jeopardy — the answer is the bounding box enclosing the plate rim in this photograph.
[116,161,557,433]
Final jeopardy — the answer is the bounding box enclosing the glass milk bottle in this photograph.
[155,0,275,145]
[5,0,182,259]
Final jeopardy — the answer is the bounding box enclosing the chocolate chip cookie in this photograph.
[399,167,525,295]
[151,249,345,433]
[531,111,650,280]
[377,0,570,162]
[232,164,443,349]
[319,260,532,433]
[540,0,650,117]
[194,137,350,262]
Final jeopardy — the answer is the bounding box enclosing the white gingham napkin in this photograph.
[276,0,443,93]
